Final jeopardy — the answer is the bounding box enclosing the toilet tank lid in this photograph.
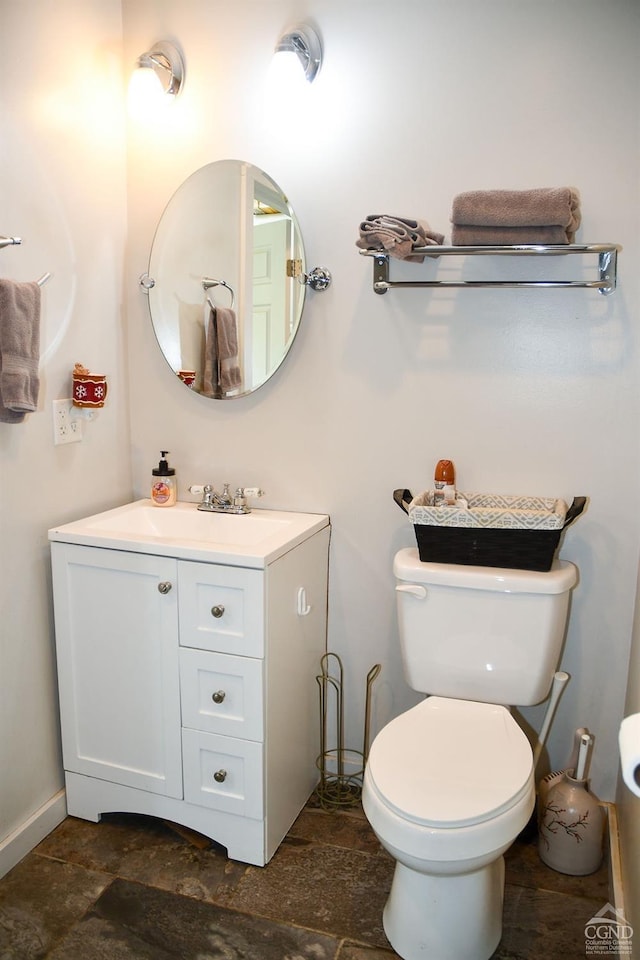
[394,548,577,594]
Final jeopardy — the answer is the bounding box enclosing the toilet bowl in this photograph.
[362,696,535,960]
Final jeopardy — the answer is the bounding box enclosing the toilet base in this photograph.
[383,855,505,960]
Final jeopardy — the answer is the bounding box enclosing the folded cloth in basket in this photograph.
[450,224,577,246]
[409,491,569,530]
[356,214,445,262]
[450,187,581,244]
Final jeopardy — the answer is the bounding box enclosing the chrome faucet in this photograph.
[189,484,264,514]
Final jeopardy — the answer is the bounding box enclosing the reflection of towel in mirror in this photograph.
[202,304,241,398]
[0,278,41,423]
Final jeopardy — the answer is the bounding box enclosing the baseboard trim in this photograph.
[0,789,67,880]
[603,802,627,926]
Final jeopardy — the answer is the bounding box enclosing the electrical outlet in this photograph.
[53,399,83,445]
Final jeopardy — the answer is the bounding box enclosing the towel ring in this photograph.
[202,277,235,309]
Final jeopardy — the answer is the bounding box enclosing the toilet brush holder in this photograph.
[538,772,605,875]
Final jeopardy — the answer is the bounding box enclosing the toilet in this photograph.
[362,547,577,960]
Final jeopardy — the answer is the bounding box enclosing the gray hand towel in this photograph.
[0,279,41,424]
[451,187,581,242]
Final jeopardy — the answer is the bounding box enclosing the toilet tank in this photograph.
[394,548,577,706]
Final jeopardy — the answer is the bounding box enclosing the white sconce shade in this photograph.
[274,25,322,83]
[128,41,184,121]
[132,40,184,97]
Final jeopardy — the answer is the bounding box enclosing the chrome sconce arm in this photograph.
[274,25,322,83]
[135,40,184,97]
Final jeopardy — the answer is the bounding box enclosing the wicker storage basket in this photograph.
[394,489,587,571]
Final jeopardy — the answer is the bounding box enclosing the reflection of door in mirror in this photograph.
[252,216,291,386]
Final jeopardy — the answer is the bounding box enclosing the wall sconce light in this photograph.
[131,40,185,103]
[274,25,322,83]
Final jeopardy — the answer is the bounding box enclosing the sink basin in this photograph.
[88,503,289,544]
[48,499,330,568]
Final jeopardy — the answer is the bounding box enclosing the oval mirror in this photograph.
[146,160,307,399]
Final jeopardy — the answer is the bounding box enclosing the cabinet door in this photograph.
[51,544,182,798]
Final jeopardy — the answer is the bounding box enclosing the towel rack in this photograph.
[0,236,23,249]
[360,243,621,296]
[1,235,50,286]
[203,276,235,309]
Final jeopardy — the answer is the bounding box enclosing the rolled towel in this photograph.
[356,214,444,262]
[451,187,581,242]
[451,224,577,246]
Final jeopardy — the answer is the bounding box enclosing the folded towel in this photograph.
[356,215,444,262]
[202,303,241,398]
[0,279,41,424]
[450,224,577,246]
[451,188,581,243]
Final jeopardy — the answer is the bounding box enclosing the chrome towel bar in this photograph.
[0,236,22,249]
[360,243,621,296]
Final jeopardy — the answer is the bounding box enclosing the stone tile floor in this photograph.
[0,797,610,959]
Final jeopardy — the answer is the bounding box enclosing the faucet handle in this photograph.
[189,484,214,505]
[242,487,265,499]
[233,487,265,512]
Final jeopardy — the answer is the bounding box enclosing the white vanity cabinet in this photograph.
[49,503,330,866]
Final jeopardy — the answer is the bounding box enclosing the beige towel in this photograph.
[356,215,444,262]
[0,279,41,424]
[202,304,241,398]
[451,187,581,243]
[451,224,577,246]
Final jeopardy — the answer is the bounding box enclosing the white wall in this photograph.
[123,0,640,803]
[0,0,131,874]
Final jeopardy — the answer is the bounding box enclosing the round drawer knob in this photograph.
[214,769,227,783]
[211,690,226,704]
[158,581,172,594]
[211,604,225,618]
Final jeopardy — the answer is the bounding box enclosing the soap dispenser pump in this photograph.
[151,450,177,507]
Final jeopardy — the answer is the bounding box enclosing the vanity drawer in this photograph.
[178,561,264,657]
[179,648,263,741]
[182,729,263,819]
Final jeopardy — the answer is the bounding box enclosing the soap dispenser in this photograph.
[151,451,177,507]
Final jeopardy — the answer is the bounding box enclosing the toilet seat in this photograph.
[367,696,533,829]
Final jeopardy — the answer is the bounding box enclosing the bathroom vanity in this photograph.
[48,500,330,865]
